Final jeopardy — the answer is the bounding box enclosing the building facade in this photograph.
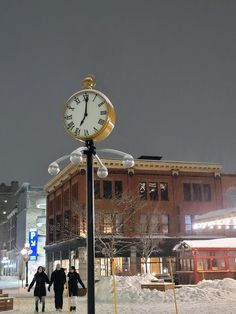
[16,183,46,281]
[0,181,19,276]
[44,157,236,278]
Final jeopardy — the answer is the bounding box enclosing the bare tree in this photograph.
[135,212,162,274]
[94,192,145,275]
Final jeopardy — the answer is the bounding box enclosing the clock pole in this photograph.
[84,139,96,314]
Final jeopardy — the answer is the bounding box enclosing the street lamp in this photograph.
[20,243,32,287]
[48,74,134,314]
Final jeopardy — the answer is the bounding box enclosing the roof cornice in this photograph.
[44,159,222,193]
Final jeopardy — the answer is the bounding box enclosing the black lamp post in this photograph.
[85,140,96,313]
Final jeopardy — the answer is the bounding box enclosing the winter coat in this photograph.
[28,272,49,298]
[68,272,85,296]
[49,269,66,291]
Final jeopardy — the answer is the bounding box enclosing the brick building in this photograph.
[44,156,236,279]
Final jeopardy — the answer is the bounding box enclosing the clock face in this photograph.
[63,89,115,142]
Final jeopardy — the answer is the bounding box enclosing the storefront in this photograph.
[174,238,236,284]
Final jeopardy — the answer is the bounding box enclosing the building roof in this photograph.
[173,238,236,250]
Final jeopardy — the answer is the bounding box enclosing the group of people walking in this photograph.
[28,263,85,312]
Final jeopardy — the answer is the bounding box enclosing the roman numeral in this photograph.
[67,121,75,130]
[84,129,89,136]
[65,115,72,120]
[67,105,74,111]
[93,127,98,133]
[98,100,105,107]
[100,110,107,115]
[93,94,97,102]
[98,119,105,125]
[75,128,80,136]
[74,97,80,104]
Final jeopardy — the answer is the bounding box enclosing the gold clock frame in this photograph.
[62,78,116,143]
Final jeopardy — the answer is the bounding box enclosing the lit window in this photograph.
[185,215,192,233]
[149,182,158,200]
[103,214,113,233]
[139,182,147,200]
[160,183,169,201]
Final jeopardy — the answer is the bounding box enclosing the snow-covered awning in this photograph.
[173,238,236,251]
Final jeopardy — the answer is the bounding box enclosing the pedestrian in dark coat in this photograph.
[28,266,49,313]
[68,266,85,312]
[48,263,66,311]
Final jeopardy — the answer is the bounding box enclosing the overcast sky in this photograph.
[0,0,236,186]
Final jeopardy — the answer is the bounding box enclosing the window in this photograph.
[63,190,69,209]
[115,213,123,233]
[160,183,168,201]
[71,213,79,236]
[94,180,101,199]
[140,214,147,233]
[139,182,147,199]
[56,195,62,212]
[193,184,202,201]
[162,214,169,234]
[185,215,192,233]
[80,211,86,235]
[183,183,191,201]
[64,210,71,237]
[149,182,158,200]
[103,181,112,199]
[56,215,62,240]
[203,184,211,202]
[71,183,78,204]
[49,218,54,243]
[95,213,101,232]
[103,214,113,233]
[150,213,159,233]
[115,181,123,199]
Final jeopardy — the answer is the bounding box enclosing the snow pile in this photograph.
[95,275,236,304]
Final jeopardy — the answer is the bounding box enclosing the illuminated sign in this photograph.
[29,228,38,261]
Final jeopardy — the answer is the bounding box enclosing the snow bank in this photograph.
[95,275,236,304]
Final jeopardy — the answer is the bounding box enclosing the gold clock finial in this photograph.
[82,74,96,89]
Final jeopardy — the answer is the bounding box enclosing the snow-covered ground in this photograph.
[2,275,236,313]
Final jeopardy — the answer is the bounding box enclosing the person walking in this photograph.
[27,266,50,313]
[67,266,86,312]
[48,264,66,312]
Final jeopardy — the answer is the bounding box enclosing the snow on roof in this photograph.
[194,207,236,222]
[173,238,236,250]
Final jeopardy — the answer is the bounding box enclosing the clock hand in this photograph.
[80,94,89,126]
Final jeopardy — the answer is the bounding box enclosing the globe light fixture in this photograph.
[97,166,108,178]
[48,147,134,177]
[70,147,87,165]
[48,162,60,176]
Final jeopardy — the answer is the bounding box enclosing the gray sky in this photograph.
[0,0,236,186]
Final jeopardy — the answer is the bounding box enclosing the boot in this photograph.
[70,306,73,312]
[42,303,45,312]
[73,306,76,311]
[35,306,38,313]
